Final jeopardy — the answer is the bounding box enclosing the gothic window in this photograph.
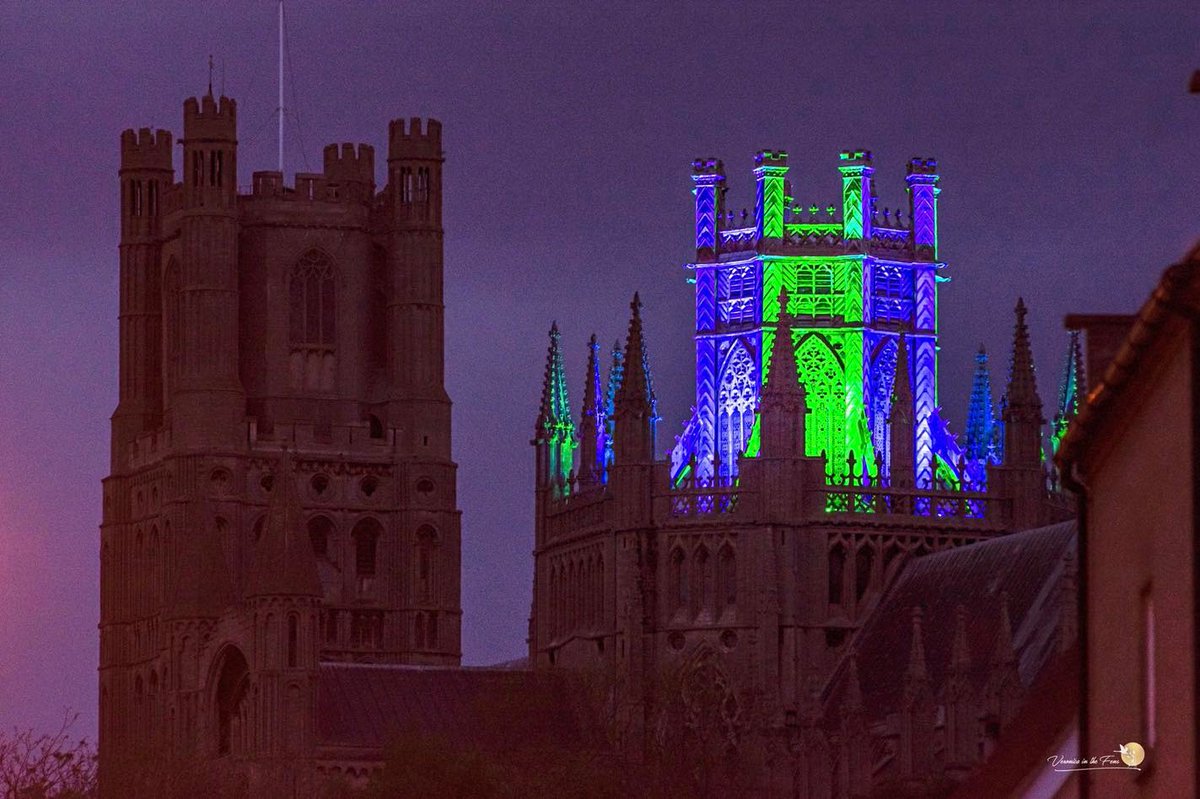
[308,516,334,559]
[669,548,687,615]
[719,267,756,324]
[796,334,845,466]
[289,251,337,393]
[717,543,736,612]
[210,150,224,188]
[692,546,711,619]
[828,544,846,605]
[718,343,757,475]
[855,545,874,602]
[870,339,898,464]
[191,151,204,187]
[417,525,437,600]
[352,519,381,598]
[794,264,836,317]
[873,265,910,323]
[287,614,299,668]
[215,647,250,756]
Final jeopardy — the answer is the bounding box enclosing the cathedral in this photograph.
[99,89,466,794]
[529,151,1080,795]
[99,86,1086,798]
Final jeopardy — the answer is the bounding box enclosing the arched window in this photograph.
[828,544,846,605]
[215,647,250,756]
[795,264,836,316]
[352,519,382,598]
[717,543,736,612]
[856,545,874,602]
[308,516,334,559]
[870,339,898,464]
[417,525,437,599]
[289,250,336,393]
[669,548,688,614]
[717,343,757,476]
[287,614,299,668]
[692,546,711,618]
[796,334,847,469]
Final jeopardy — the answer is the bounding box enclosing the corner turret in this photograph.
[387,117,443,228]
[838,149,874,241]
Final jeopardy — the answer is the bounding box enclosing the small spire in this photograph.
[535,322,572,437]
[991,592,1017,668]
[578,335,606,484]
[615,294,655,416]
[208,53,215,98]
[248,447,322,598]
[905,605,929,687]
[964,346,994,462]
[1004,298,1044,425]
[842,653,864,714]
[761,289,806,407]
[950,604,971,674]
[604,340,624,467]
[1052,330,1084,453]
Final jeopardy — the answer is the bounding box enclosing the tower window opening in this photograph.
[131,180,143,217]
[287,615,298,668]
[289,251,336,348]
[211,150,224,187]
[148,180,157,216]
[352,519,382,598]
[192,151,204,187]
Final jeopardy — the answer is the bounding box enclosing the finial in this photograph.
[208,54,214,97]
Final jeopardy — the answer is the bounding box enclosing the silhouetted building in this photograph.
[100,90,464,795]
[529,151,1078,796]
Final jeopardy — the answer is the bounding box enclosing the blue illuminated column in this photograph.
[907,158,940,487]
[691,159,725,478]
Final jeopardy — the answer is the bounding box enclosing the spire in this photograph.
[991,592,1017,668]
[964,346,994,462]
[1052,330,1084,453]
[1003,298,1045,467]
[760,290,808,458]
[842,653,864,714]
[950,604,971,675]
[604,340,623,468]
[904,605,929,692]
[248,448,322,598]
[535,322,572,437]
[888,334,915,487]
[613,293,658,463]
[1004,298,1043,424]
[578,335,607,484]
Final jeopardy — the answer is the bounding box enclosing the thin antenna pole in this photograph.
[278,0,284,173]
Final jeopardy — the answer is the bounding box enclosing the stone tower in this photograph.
[100,90,460,795]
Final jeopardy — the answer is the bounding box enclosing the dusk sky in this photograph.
[1,2,1197,739]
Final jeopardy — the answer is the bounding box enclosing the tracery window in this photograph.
[796,335,846,465]
[870,339,898,463]
[692,546,711,618]
[289,250,336,392]
[717,344,757,475]
[794,264,836,317]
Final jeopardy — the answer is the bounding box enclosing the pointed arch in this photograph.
[869,337,899,463]
[669,547,688,615]
[692,545,712,618]
[717,341,757,476]
[717,542,736,613]
[289,249,337,392]
[828,543,846,606]
[213,645,250,756]
[351,518,382,598]
[795,332,847,467]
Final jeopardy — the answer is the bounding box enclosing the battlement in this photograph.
[388,117,442,160]
[183,94,237,140]
[119,127,173,171]
[692,158,725,178]
[838,149,873,168]
[324,142,375,186]
[906,157,939,178]
[754,150,788,169]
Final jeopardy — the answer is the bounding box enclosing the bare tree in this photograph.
[0,712,97,799]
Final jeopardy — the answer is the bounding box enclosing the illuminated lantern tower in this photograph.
[673,151,959,487]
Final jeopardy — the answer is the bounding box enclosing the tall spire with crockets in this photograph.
[533,323,576,494]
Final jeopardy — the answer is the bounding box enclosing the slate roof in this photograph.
[823,521,1076,718]
[316,663,597,754]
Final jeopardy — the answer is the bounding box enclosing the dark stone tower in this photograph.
[100,91,461,796]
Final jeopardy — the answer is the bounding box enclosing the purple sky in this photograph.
[1,2,1197,739]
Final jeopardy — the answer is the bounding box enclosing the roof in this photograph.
[1057,244,1200,470]
[823,521,1076,718]
[316,663,598,754]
